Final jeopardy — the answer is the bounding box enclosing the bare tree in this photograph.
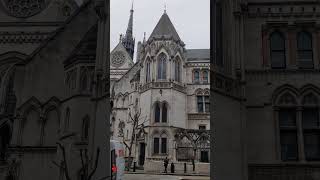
[119,107,147,170]
[52,133,101,180]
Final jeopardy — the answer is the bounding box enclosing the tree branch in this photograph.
[88,148,100,180]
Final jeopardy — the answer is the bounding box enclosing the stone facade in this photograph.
[213,0,320,180]
[110,7,210,174]
[0,1,110,179]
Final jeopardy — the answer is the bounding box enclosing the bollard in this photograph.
[184,162,187,173]
[133,161,136,172]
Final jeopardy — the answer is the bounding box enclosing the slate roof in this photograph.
[148,12,181,41]
[186,49,210,61]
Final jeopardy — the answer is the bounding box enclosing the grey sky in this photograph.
[110,0,210,60]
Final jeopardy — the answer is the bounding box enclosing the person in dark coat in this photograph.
[192,158,195,172]
[163,157,169,173]
[170,162,175,173]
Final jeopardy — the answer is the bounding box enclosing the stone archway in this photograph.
[174,128,210,162]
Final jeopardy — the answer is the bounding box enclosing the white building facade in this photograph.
[110,8,210,173]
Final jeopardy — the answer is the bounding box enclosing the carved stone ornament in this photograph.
[111,51,125,67]
[1,0,51,18]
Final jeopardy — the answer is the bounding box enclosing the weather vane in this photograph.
[164,1,167,13]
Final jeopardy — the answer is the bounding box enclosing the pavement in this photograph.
[125,169,208,177]
[124,173,210,180]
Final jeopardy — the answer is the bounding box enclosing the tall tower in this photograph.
[122,3,135,60]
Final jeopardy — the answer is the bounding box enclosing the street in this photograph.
[124,173,210,180]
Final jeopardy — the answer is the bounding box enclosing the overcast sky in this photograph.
[110,0,210,60]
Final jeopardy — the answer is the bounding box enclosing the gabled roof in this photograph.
[148,12,181,41]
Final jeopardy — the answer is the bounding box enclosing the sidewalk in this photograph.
[125,169,209,177]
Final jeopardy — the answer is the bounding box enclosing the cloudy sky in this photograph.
[110,0,210,61]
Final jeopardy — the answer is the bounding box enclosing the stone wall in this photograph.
[144,160,210,175]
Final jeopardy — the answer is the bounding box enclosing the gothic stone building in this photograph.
[110,7,211,173]
[213,0,320,180]
[0,1,110,180]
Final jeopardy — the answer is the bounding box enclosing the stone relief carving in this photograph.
[1,0,51,18]
[111,51,125,67]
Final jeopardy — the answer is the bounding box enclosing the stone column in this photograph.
[91,0,110,179]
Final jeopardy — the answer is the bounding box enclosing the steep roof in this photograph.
[148,12,181,41]
[186,49,210,61]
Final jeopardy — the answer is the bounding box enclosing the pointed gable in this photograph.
[148,12,181,41]
[110,42,134,69]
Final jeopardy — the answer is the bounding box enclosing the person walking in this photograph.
[163,157,169,173]
[192,158,195,172]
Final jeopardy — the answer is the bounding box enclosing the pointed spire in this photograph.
[143,32,146,43]
[122,2,135,60]
[148,12,181,41]
[164,3,166,14]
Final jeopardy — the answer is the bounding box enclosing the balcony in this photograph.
[139,81,186,93]
[188,113,210,120]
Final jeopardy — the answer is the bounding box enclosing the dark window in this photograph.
[161,138,167,154]
[65,108,70,130]
[205,96,210,112]
[302,108,319,129]
[199,125,206,130]
[146,61,151,82]
[155,103,160,123]
[162,104,167,123]
[203,71,208,84]
[270,32,286,69]
[302,108,320,160]
[175,60,181,82]
[297,31,313,69]
[157,53,167,80]
[82,117,89,141]
[197,96,204,112]
[154,138,159,154]
[304,132,320,160]
[80,74,87,91]
[279,109,296,127]
[194,71,200,83]
[280,131,298,161]
[279,109,298,161]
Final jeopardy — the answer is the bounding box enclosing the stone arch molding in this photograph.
[16,96,61,146]
[272,84,320,106]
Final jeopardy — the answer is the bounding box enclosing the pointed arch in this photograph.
[272,85,299,105]
[174,56,181,82]
[157,52,167,80]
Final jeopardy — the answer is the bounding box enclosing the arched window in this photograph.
[146,59,151,82]
[82,116,90,141]
[157,53,167,80]
[174,59,181,82]
[194,70,200,83]
[297,31,313,69]
[274,89,320,161]
[153,132,168,154]
[203,71,208,84]
[162,103,167,123]
[155,103,160,123]
[270,31,286,69]
[196,90,210,113]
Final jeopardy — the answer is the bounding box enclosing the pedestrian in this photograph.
[192,158,195,172]
[163,157,169,173]
[170,162,175,173]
